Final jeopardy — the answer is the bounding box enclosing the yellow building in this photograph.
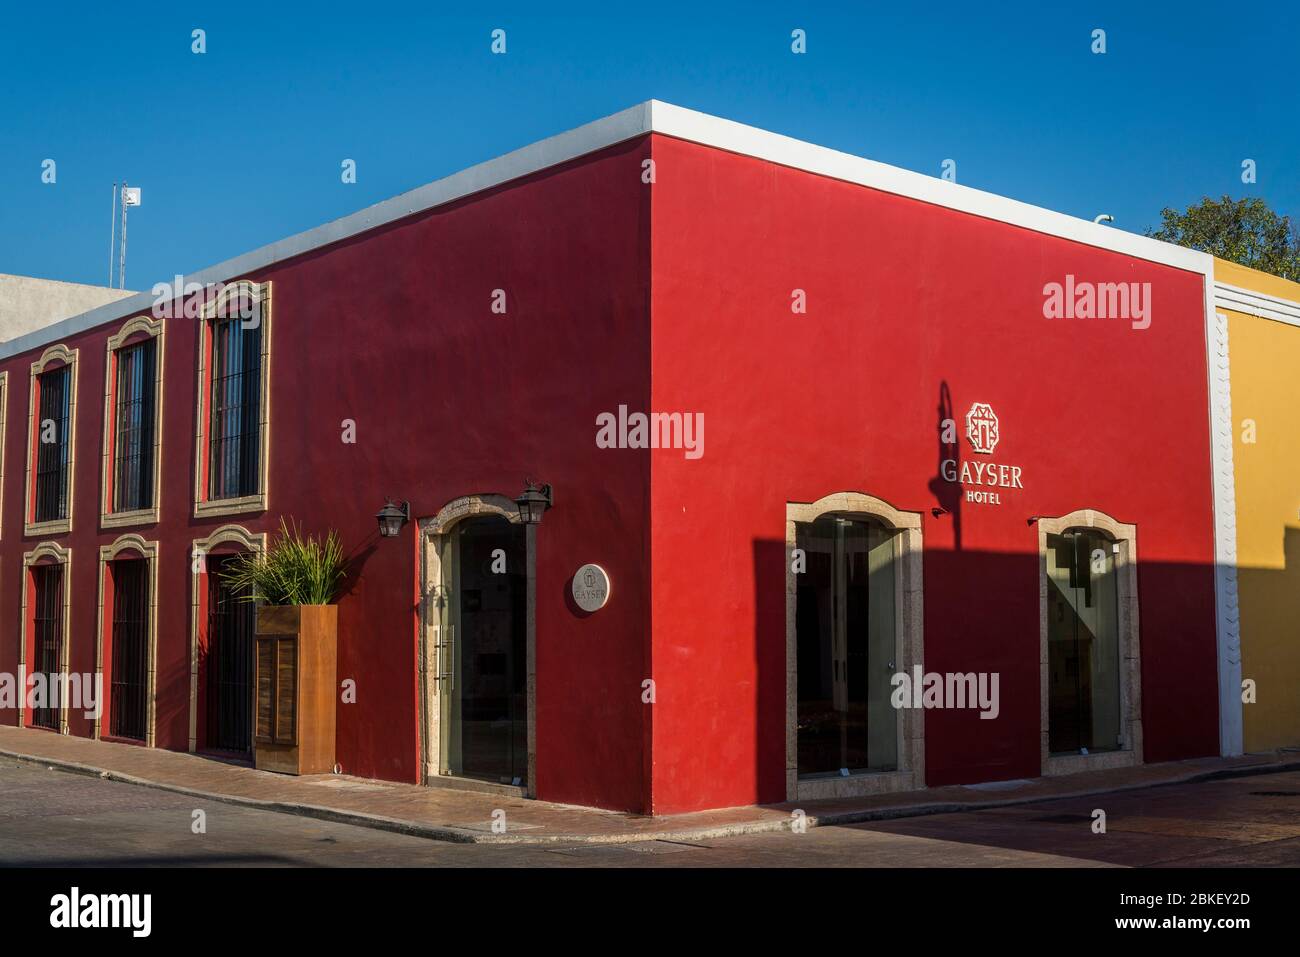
[1215,258,1300,752]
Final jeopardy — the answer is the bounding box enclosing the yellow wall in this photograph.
[1219,258,1300,751]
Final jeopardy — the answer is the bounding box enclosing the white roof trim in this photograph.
[1213,281,1300,328]
[4,99,1213,360]
[0,102,655,361]
[648,102,1212,275]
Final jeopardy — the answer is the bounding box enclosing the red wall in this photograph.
[0,137,653,813]
[0,128,1225,817]
[648,134,1220,813]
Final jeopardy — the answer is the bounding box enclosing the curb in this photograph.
[794,757,1300,832]
[3,746,1298,846]
[0,749,485,844]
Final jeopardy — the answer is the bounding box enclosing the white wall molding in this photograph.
[1207,311,1243,756]
[1214,281,1300,327]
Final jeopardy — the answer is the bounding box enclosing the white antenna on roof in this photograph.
[108,182,118,287]
[119,184,142,289]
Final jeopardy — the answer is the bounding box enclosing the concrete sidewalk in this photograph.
[1,725,1296,845]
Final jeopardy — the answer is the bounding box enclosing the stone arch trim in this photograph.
[419,493,522,536]
[417,494,535,798]
[18,542,73,731]
[101,532,155,561]
[200,279,267,320]
[25,541,70,565]
[33,344,76,373]
[101,315,165,529]
[195,523,268,554]
[187,524,268,751]
[787,491,923,531]
[1037,508,1143,776]
[784,491,925,801]
[95,533,160,744]
[105,314,163,351]
[25,344,79,537]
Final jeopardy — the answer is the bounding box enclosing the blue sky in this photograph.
[2,1,1296,288]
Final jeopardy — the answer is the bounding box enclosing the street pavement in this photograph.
[0,758,1297,867]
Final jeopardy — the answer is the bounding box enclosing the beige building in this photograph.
[0,274,133,344]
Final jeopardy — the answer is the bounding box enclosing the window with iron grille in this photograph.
[31,564,63,731]
[109,559,149,740]
[112,338,157,513]
[34,365,71,523]
[208,318,262,500]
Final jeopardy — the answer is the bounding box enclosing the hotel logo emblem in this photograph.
[965,402,1000,455]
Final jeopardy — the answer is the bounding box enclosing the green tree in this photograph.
[1146,196,1300,282]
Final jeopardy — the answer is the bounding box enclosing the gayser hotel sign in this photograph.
[940,402,1024,506]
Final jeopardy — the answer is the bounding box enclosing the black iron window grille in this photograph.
[109,559,149,741]
[206,554,257,752]
[112,338,157,513]
[34,365,71,523]
[31,564,63,730]
[208,318,262,500]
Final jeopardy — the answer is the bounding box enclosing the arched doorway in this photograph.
[1037,509,1142,775]
[202,552,257,754]
[794,513,901,776]
[189,524,267,756]
[784,492,925,801]
[420,495,535,794]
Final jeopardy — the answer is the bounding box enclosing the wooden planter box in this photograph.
[254,604,337,775]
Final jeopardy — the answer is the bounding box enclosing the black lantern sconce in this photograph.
[376,499,410,538]
[516,481,553,525]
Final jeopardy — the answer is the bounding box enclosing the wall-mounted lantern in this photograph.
[376,499,410,538]
[516,481,553,525]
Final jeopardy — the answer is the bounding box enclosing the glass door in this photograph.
[795,515,898,777]
[1046,529,1122,755]
[435,531,457,776]
[438,516,527,786]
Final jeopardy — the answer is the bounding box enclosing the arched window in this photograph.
[102,315,164,527]
[786,493,924,800]
[25,345,79,536]
[1038,509,1142,775]
[193,281,272,518]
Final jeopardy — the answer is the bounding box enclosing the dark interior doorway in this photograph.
[441,516,527,786]
[30,564,63,731]
[109,559,149,740]
[206,553,257,754]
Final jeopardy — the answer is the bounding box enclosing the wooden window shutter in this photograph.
[275,638,297,744]
[255,637,297,745]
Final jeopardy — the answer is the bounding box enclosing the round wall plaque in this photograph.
[572,564,611,612]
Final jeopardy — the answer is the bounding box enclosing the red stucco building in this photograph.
[0,102,1232,814]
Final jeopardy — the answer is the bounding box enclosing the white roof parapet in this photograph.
[2,99,1212,361]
